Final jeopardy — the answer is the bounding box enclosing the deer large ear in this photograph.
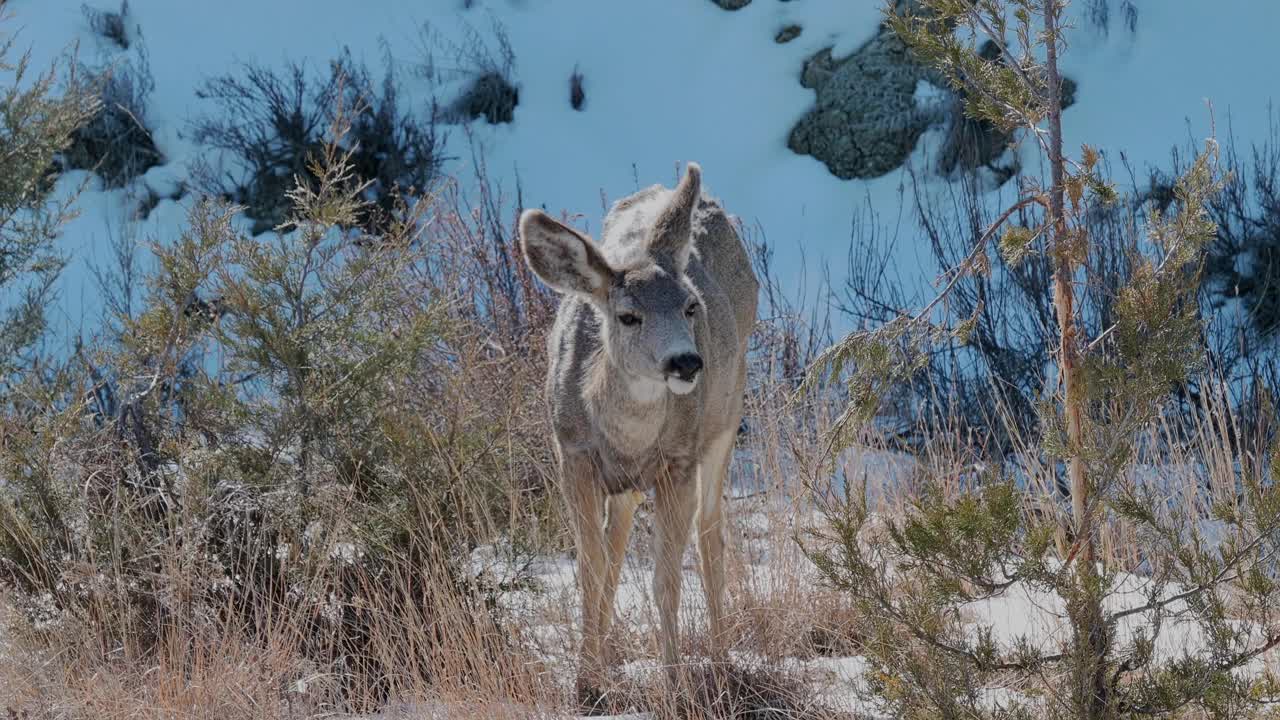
[519,210,615,301]
[647,162,701,271]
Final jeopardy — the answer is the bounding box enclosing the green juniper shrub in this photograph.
[0,98,550,709]
[0,37,96,382]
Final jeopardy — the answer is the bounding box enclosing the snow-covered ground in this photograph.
[461,494,1278,719]
[10,0,1280,342]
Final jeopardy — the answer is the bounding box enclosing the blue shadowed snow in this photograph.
[5,0,1280,347]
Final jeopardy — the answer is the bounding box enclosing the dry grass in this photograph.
[579,660,858,720]
[5,327,1278,720]
[0,548,560,718]
[3,344,1276,718]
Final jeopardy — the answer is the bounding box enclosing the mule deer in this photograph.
[519,163,757,697]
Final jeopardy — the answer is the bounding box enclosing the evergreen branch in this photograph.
[950,61,1039,131]
[887,594,1067,672]
[1087,148,1220,355]
[966,5,1038,95]
[1221,631,1280,672]
[1118,633,1280,716]
[1108,532,1273,624]
[910,552,1021,597]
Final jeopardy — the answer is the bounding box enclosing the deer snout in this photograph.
[664,353,703,382]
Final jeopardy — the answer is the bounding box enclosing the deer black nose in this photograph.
[665,353,703,381]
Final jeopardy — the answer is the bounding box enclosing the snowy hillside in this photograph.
[9,0,1280,340]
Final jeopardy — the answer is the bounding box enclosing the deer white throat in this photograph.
[627,376,668,404]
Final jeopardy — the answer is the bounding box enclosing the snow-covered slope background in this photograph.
[10,0,1280,340]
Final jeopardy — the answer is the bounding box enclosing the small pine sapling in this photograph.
[802,1,1280,717]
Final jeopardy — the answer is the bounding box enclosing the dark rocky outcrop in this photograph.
[787,26,940,180]
[937,42,1078,183]
[788,10,1079,183]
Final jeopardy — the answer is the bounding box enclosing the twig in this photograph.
[911,194,1044,324]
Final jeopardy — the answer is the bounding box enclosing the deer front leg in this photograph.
[653,460,699,683]
[697,429,735,661]
[560,453,607,697]
[599,489,643,666]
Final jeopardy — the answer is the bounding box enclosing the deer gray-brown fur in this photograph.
[519,163,757,697]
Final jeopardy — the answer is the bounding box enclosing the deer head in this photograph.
[520,164,706,395]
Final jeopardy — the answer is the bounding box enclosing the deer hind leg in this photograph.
[697,429,736,661]
[598,490,643,666]
[653,462,699,682]
[561,454,607,693]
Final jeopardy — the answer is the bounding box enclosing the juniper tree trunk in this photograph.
[1044,2,1108,716]
[1044,0,1087,571]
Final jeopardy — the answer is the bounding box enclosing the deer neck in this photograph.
[584,351,668,455]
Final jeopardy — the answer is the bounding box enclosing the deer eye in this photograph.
[685,303,699,318]
[618,313,641,327]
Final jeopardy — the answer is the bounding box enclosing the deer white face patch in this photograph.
[666,375,697,395]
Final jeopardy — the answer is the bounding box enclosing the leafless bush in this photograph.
[340,52,447,233]
[189,61,333,233]
[82,0,131,50]
[61,42,162,187]
[418,14,519,124]
[190,50,443,235]
[87,210,141,330]
[1182,115,1280,344]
